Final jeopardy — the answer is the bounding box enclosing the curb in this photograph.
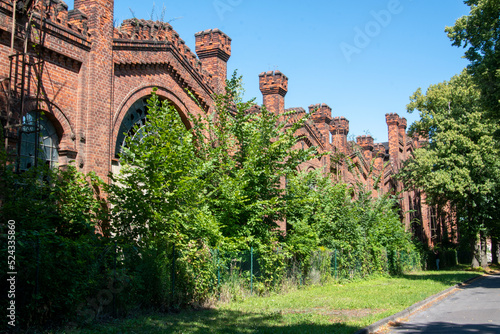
[353,273,486,334]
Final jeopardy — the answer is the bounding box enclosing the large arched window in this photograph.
[115,97,150,158]
[19,111,59,171]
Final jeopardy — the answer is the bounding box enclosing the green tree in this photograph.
[400,70,500,267]
[108,90,222,307]
[196,73,320,247]
[108,90,221,249]
[446,0,500,133]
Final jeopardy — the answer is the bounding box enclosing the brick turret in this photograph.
[330,116,349,154]
[309,103,332,147]
[309,103,332,123]
[398,117,409,229]
[74,0,113,20]
[356,135,374,162]
[195,29,231,94]
[386,113,400,169]
[259,70,288,116]
[374,143,386,171]
[398,117,407,137]
[398,117,407,160]
[259,70,288,233]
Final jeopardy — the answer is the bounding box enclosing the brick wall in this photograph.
[0,0,220,180]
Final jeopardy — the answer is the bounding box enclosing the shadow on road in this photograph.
[391,321,500,334]
[399,271,497,288]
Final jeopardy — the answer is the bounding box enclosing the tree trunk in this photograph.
[471,237,481,268]
[480,230,489,268]
[492,238,499,265]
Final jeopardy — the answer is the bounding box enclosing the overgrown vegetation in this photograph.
[0,164,110,328]
[0,74,418,330]
[3,2,500,331]
[285,170,417,278]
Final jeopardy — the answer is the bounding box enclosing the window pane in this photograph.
[19,111,59,171]
[52,146,58,160]
[42,145,51,160]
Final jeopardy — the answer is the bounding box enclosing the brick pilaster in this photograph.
[386,113,400,170]
[77,0,114,179]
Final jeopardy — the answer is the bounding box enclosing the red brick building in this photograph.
[0,0,449,245]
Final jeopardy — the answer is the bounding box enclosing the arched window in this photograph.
[115,97,150,158]
[19,111,59,171]
[114,94,188,165]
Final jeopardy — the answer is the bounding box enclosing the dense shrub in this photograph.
[0,165,110,328]
[284,170,419,278]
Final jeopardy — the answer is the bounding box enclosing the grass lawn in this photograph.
[61,270,480,334]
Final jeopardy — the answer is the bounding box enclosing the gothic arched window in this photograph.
[19,111,59,171]
[115,97,150,158]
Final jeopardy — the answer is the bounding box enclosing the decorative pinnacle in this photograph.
[399,117,407,129]
[356,135,374,150]
[330,116,349,135]
[374,144,386,157]
[259,70,288,97]
[385,113,400,126]
[195,28,232,61]
[309,103,332,123]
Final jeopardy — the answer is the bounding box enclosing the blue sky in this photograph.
[66,0,470,143]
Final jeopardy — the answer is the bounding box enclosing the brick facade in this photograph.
[0,0,446,246]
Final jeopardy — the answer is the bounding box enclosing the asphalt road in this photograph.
[387,273,500,334]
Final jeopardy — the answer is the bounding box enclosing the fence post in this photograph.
[299,257,303,286]
[394,250,397,273]
[250,247,253,295]
[334,249,338,280]
[217,248,220,301]
[113,241,117,318]
[35,235,40,318]
[171,244,176,303]
[356,256,361,278]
